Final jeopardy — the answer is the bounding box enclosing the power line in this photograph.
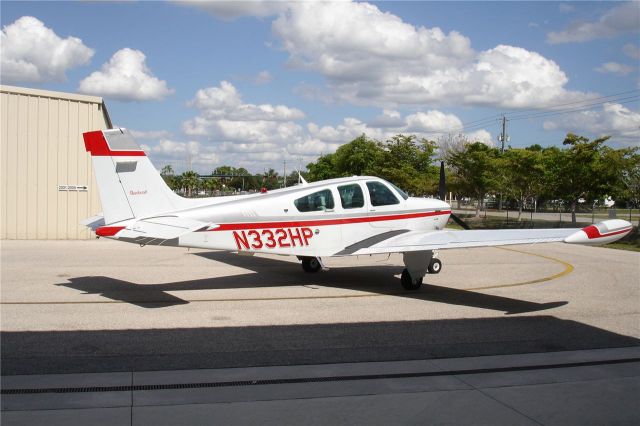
[502,89,640,117]
[418,89,639,137]
[507,95,640,121]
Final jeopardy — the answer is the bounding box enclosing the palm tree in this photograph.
[181,171,200,197]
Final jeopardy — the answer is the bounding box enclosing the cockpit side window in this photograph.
[294,189,335,212]
[366,181,400,206]
[338,184,365,209]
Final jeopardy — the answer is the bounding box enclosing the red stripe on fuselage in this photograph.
[207,210,451,232]
[83,131,146,157]
[582,225,632,239]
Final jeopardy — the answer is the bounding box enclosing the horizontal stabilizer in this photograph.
[118,216,214,240]
[96,216,216,241]
[80,215,105,231]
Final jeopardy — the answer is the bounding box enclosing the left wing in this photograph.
[336,219,633,256]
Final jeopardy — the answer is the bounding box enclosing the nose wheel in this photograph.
[428,258,442,274]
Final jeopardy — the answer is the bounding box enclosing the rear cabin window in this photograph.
[366,181,400,206]
[294,189,335,212]
[338,184,364,209]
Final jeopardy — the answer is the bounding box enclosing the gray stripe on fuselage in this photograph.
[334,229,410,255]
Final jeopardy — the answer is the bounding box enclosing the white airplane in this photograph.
[82,129,633,290]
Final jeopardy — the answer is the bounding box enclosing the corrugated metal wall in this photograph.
[1,86,110,239]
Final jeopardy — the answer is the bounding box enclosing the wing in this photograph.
[335,219,633,256]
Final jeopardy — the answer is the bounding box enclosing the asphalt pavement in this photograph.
[1,239,638,424]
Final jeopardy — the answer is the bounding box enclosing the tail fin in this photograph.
[84,129,189,224]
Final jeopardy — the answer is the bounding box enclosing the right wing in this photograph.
[336,219,633,256]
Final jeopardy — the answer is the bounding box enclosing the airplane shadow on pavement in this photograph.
[57,251,567,315]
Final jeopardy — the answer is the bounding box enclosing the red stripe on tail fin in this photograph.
[83,131,145,157]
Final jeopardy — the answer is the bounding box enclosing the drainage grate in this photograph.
[2,357,638,395]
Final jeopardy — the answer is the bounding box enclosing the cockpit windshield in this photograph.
[385,180,409,200]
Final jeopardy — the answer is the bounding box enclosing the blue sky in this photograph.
[1,1,638,173]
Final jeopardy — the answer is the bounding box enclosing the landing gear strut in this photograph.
[300,256,322,273]
[400,250,441,290]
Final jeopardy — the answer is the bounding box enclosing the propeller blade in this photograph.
[449,212,471,230]
[438,161,470,229]
[438,161,446,200]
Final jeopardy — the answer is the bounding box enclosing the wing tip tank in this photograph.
[564,219,633,245]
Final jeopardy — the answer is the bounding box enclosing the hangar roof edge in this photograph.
[1,85,113,129]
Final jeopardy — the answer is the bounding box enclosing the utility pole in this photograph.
[283,160,287,188]
[498,115,509,211]
[499,115,509,153]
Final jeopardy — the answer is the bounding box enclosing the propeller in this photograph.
[438,161,471,230]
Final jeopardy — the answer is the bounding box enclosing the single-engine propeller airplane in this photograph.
[82,129,633,290]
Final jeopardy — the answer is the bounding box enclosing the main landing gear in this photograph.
[300,256,323,273]
[298,252,441,291]
[400,250,441,290]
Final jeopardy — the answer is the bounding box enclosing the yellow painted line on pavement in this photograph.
[1,247,575,305]
[463,246,574,291]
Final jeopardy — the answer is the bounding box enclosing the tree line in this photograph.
[159,165,304,196]
[305,133,639,224]
[157,132,639,226]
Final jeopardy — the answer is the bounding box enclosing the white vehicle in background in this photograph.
[82,129,633,290]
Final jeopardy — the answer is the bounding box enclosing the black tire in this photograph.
[301,257,321,273]
[401,268,422,290]
[428,258,442,274]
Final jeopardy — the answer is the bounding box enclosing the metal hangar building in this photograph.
[1,85,112,239]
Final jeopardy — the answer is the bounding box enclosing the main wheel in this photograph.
[401,268,423,290]
[301,257,322,273]
[428,258,442,274]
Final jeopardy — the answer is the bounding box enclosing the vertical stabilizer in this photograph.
[84,129,189,224]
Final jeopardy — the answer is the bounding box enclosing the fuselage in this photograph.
[144,176,452,257]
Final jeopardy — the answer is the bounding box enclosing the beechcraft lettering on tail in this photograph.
[82,128,633,290]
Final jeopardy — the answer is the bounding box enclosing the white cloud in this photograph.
[623,43,640,60]
[78,48,173,101]
[181,1,288,19]
[405,111,462,133]
[466,129,494,145]
[269,2,586,109]
[543,103,640,145]
[0,16,94,84]
[547,2,640,44]
[595,62,634,76]
[183,81,305,136]
[253,70,273,85]
[558,4,575,14]
[142,139,220,170]
[130,129,172,139]
[179,82,492,172]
